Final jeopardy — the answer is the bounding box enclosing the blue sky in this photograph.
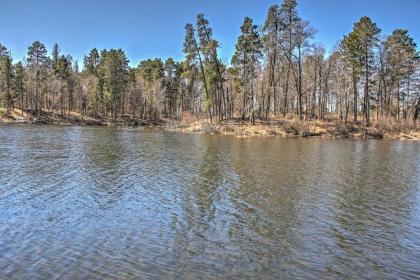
[0,0,419,66]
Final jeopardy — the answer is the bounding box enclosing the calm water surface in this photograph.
[0,125,419,279]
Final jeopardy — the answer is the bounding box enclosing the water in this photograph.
[0,125,419,279]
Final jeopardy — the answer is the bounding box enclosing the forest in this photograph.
[0,0,419,129]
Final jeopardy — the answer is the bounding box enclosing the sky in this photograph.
[0,0,419,66]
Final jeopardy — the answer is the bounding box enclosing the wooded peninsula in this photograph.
[0,0,419,139]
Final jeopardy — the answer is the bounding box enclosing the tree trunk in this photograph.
[353,74,358,123]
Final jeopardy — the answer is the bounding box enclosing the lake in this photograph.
[0,125,419,279]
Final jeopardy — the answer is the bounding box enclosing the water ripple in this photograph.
[0,126,419,279]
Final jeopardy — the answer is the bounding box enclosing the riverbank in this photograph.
[1,108,419,140]
[0,108,164,126]
[169,118,420,140]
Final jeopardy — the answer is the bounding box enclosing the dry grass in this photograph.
[176,115,419,140]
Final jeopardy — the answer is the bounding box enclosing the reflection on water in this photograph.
[0,125,419,279]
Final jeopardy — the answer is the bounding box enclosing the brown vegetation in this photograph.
[167,114,420,140]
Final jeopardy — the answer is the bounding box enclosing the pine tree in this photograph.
[196,14,225,120]
[279,0,300,117]
[99,49,129,119]
[164,58,182,117]
[56,55,72,114]
[0,45,14,113]
[262,5,280,118]
[342,29,363,123]
[0,50,13,113]
[52,43,60,75]
[384,29,417,119]
[354,17,381,125]
[13,62,25,115]
[27,41,49,114]
[183,22,212,121]
[232,17,263,124]
[84,48,100,76]
[138,58,164,119]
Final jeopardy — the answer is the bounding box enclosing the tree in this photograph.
[232,17,263,124]
[13,62,25,115]
[164,58,182,117]
[342,28,363,123]
[262,5,280,118]
[384,29,417,120]
[51,43,60,75]
[99,49,129,119]
[293,20,315,120]
[355,17,381,125]
[27,41,49,114]
[0,44,7,56]
[0,46,13,113]
[83,48,100,76]
[55,55,72,114]
[138,58,164,120]
[197,14,226,121]
[183,22,212,121]
[279,0,300,117]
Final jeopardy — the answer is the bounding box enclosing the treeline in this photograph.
[0,0,419,125]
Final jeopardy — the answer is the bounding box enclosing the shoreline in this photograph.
[1,109,419,140]
[167,119,420,140]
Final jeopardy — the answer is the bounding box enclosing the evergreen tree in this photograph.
[27,41,49,113]
[354,17,381,125]
[0,48,13,112]
[262,5,280,118]
[139,58,164,119]
[99,49,129,119]
[52,43,60,74]
[13,62,25,115]
[384,29,417,119]
[196,14,226,120]
[279,0,300,117]
[55,55,72,114]
[84,48,100,76]
[342,30,363,123]
[164,58,182,117]
[232,17,263,124]
[183,22,211,121]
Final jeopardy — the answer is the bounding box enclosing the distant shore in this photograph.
[1,108,419,140]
